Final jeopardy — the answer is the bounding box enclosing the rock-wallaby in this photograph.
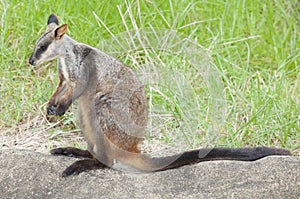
[29,14,291,177]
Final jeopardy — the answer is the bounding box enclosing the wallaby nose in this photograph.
[29,55,35,65]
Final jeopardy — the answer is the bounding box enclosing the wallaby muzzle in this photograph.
[29,54,35,65]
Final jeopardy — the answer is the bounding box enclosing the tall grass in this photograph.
[0,0,299,154]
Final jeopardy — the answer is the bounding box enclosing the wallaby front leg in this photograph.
[47,74,75,116]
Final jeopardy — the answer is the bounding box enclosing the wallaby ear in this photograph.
[54,24,68,40]
[48,14,59,25]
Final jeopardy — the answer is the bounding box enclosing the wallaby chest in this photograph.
[58,58,70,82]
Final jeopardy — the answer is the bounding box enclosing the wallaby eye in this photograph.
[40,45,47,51]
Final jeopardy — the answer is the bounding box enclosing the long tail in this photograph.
[153,147,291,171]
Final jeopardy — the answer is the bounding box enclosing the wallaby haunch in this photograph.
[29,14,291,177]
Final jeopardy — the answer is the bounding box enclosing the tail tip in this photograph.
[259,147,291,156]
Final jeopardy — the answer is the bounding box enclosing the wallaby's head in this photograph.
[29,14,68,66]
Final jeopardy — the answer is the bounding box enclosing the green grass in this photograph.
[0,0,299,154]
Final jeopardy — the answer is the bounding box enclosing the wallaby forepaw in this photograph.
[47,104,67,116]
[47,104,57,115]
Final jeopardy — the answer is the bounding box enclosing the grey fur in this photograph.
[29,14,148,169]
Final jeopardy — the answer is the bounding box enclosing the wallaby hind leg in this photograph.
[62,159,106,177]
[51,147,93,158]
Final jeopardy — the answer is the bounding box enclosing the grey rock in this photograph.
[0,149,299,199]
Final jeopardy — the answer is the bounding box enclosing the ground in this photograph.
[0,149,299,198]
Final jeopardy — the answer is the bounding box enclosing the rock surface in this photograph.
[0,149,299,199]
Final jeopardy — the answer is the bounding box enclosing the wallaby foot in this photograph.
[50,147,93,158]
[62,159,106,177]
